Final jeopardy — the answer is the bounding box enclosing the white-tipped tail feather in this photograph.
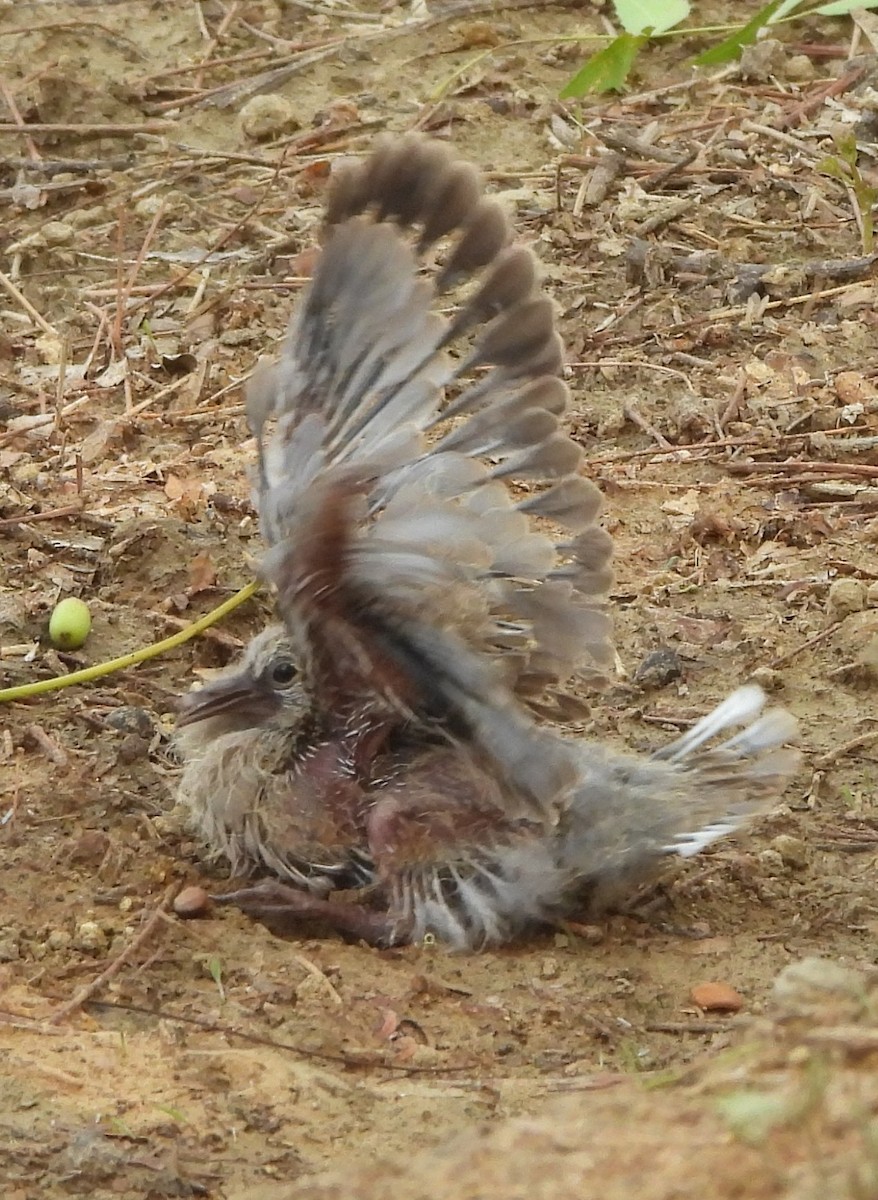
[387,686,800,949]
[557,684,800,882]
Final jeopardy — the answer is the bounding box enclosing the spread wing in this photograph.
[247,136,614,819]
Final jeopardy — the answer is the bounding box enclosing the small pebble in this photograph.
[634,646,683,690]
[827,578,866,621]
[0,936,21,963]
[858,637,878,680]
[739,38,785,82]
[68,830,110,865]
[565,921,604,945]
[152,813,186,838]
[41,220,74,246]
[174,885,212,918]
[785,54,815,82]
[749,666,782,693]
[757,848,787,876]
[116,733,150,764]
[135,194,164,219]
[835,371,875,406]
[74,920,108,954]
[772,957,865,1020]
[240,93,296,140]
[690,981,744,1013]
[104,706,156,738]
[770,834,808,870]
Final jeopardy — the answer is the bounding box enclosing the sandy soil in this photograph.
[1,2,878,1196]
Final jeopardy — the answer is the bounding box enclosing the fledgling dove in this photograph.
[175,136,799,948]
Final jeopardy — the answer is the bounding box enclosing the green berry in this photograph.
[49,597,92,650]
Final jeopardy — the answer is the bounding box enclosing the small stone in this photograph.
[0,592,28,638]
[770,834,808,870]
[47,929,72,951]
[69,830,110,865]
[41,220,74,246]
[690,981,744,1012]
[104,706,156,738]
[749,666,782,693]
[757,848,786,876]
[152,812,186,838]
[134,194,164,219]
[634,646,683,690]
[0,936,20,963]
[739,38,785,82]
[835,371,876,406]
[74,920,108,954]
[174,885,212,918]
[772,957,866,1021]
[867,582,878,609]
[687,921,713,940]
[540,956,559,979]
[240,94,296,140]
[785,54,815,82]
[827,578,866,621]
[565,921,604,945]
[116,733,150,764]
[857,637,878,680]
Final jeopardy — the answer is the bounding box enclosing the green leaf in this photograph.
[816,154,846,181]
[817,0,878,14]
[155,1105,188,1125]
[559,33,648,98]
[207,954,225,1000]
[692,0,795,66]
[613,0,689,35]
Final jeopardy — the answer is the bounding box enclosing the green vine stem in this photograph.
[0,580,259,704]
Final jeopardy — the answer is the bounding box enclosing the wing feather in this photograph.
[250,135,615,818]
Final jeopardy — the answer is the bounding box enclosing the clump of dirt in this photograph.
[1,2,878,1197]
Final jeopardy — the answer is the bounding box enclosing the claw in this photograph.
[211,880,398,946]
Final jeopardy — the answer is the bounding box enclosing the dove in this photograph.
[175,136,799,948]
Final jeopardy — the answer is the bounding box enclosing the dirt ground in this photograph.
[2,1,878,1196]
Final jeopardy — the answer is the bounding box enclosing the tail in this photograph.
[365,688,799,949]
[557,685,801,885]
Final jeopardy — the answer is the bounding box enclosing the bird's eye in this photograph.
[269,660,297,687]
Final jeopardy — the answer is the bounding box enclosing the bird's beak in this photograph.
[176,669,280,729]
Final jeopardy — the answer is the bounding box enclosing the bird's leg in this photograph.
[212,880,399,946]
[212,746,514,949]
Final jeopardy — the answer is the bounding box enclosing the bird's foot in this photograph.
[212,879,399,946]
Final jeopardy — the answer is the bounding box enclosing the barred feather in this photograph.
[248,134,615,817]
[176,137,801,950]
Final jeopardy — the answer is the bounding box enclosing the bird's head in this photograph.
[176,624,307,741]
